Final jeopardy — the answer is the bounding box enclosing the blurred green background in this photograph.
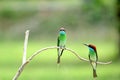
[0,0,119,80]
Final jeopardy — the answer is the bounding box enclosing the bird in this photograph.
[84,44,98,78]
[57,27,66,64]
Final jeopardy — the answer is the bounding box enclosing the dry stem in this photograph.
[22,30,29,64]
[12,46,112,80]
[12,30,112,80]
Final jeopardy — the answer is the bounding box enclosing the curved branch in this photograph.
[28,46,59,61]
[13,46,59,80]
[12,46,112,80]
[28,46,90,62]
[97,61,112,64]
[28,47,112,64]
[12,61,29,80]
[65,48,112,64]
[65,48,89,61]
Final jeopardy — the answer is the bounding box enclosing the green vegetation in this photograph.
[0,41,119,80]
[0,0,119,80]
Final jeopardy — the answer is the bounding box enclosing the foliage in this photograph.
[0,41,119,80]
[81,0,116,24]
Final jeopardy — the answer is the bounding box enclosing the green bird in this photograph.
[57,27,66,64]
[84,44,98,78]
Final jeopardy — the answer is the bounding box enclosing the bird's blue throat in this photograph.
[89,47,96,56]
[59,31,66,35]
[89,47,94,52]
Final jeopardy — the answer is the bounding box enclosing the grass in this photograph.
[0,40,119,80]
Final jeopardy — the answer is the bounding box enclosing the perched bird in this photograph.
[84,44,98,78]
[57,27,66,64]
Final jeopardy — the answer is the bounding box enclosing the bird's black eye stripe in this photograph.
[60,30,65,31]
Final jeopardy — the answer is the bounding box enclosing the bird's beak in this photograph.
[84,43,88,46]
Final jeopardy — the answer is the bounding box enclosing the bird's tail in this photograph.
[93,69,97,78]
[57,56,60,64]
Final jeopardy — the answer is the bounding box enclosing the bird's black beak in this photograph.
[84,43,88,46]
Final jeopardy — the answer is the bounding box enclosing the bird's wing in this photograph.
[88,54,91,61]
[57,37,59,47]
[57,37,60,56]
[96,52,98,62]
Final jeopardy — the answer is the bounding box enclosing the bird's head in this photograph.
[59,27,66,35]
[84,44,97,53]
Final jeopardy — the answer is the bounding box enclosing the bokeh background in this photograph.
[0,0,119,80]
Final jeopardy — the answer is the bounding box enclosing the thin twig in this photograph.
[65,48,112,64]
[65,48,89,61]
[12,46,112,80]
[13,30,29,80]
[28,47,112,64]
[22,30,29,64]
[28,46,59,61]
[12,61,29,80]
[97,61,112,64]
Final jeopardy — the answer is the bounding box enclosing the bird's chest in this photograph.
[89,49,97,61]
[89,50,96,56]
[59,35,66,46]
[59,35,66,41]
